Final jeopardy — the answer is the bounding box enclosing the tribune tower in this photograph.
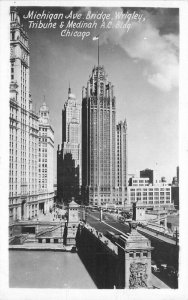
[82,66,116,206]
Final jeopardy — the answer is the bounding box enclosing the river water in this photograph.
[9,250,96,289]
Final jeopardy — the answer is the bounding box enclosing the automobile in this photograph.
[167,266,176,275]
[159,264,167,271]
[173,232,179,238]
[151,264,160,272]
[105,231,120,243]
[126,218,132,223]
[119,218,125,224]
[71,246,77,253]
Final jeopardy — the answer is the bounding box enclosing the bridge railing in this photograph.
[138,224,179,242]
[9,233,29,245]
[36,223,63,238]
[84,223,118,255]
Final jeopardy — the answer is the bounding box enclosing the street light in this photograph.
[85,206,87,223]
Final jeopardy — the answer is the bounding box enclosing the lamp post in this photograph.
[175,227,178,246]
[85,206,87,223]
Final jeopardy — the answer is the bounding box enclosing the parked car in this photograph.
[159,264,167,272]
[151,264,160,272]
[119,217,125,224]
[167,266,176,275]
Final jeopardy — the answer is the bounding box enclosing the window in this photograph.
[11,32,15,40]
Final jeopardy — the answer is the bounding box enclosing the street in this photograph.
[80,209,130,236]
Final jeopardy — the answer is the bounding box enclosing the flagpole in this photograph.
[98,37,99,66]
[93,35,100,66]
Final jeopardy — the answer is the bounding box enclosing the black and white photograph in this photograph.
[0,0,188,299]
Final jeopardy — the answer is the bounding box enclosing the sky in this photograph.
[17,6,179,183]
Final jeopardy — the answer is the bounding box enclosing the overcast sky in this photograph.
[17,6,179,183]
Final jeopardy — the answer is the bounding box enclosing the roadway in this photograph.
[79,209,130,236]
[81,210,178,246]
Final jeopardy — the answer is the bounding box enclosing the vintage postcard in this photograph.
[0,0,188,299]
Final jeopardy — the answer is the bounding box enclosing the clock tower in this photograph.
[66,198,80,245]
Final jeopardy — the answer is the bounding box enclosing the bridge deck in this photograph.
[137,226,177,245]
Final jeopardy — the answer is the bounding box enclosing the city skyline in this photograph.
[16,6,179,183]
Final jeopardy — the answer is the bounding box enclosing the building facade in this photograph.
[57,87,81,204]
[38,102,55,213]
[128,177,173,209]
[9,9,40,221]
[9,9,54,221]
[82,65,116,206]
[176,166,179,184]
[116,120,128,206]
[171,166,179,210]
[62,87,82,185]
[82,65,128,207]
[140,169,155,185]
[128,177,150,187]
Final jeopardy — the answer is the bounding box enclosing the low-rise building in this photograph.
[129,177,150,187]
[127,177,173,209]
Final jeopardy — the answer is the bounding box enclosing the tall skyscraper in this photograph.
[176,166,179,185]
[82,65,116,206]
[62,86,82,185]
[38,102,54,213]
[9,9,55,221]
[116,120,128,205]
[9,8,39,221]
[57,87,81,204]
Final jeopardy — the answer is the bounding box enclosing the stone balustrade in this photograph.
[84,223,118,255]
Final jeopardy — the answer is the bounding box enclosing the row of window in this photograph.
[130,188,170,191]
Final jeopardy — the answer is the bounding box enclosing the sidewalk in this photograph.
[33,210,67,223]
